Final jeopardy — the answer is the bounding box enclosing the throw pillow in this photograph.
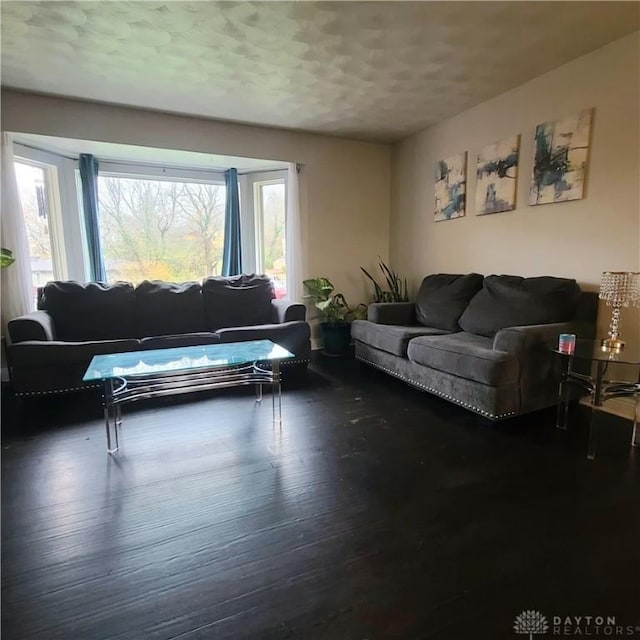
[134,280,206,337]
[458,275,582,337]
[41,281,136,341]
[415,273,484,331]
[203,274,275,331]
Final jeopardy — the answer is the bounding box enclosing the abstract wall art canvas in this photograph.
[475,135,519,215]
[434,152,466,221]
[529,109,593,206]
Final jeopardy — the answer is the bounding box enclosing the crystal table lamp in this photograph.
[599,271,640,352]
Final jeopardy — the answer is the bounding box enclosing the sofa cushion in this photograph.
[8,338,142,367]
[216,321,311,359]
[415,273,484,331]
[41,281,136,341]
[8,339,142,394]
[458,275,582,338]
[134,280,206,337]
[407,332,519,386]
[140,332,220,350]
[203,274,275,331]
[351,319,451,357]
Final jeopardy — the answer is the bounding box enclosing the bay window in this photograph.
[12,142,292,295]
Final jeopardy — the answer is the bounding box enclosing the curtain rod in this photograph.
[14,140,77,161]
[13,141,291,175]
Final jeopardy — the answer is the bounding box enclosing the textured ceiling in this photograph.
[2,1,639,143]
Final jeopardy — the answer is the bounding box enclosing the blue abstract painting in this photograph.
[476,135,519,215]
[434,152,466,221]
[529,109,592,205]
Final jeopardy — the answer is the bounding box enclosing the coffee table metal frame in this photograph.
[554,340,640,459]
[84,341,291,453]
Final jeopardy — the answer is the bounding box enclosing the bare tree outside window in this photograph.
[98,176,226,283]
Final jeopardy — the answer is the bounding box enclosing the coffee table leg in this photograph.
[255,383,263,403]
[272,360,281,425]
[103,378,119,454]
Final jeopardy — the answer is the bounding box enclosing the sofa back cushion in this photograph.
[41,281,136,341]
[415,273,484,331]
[202,274,275,331]
[134,280,206,337]
[458,275,582,337]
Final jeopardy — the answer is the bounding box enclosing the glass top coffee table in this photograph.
[551,339,640,459]
[83,339,294,453]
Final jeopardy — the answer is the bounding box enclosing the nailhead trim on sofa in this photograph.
[355,354,517,421]
[15,383,102,397]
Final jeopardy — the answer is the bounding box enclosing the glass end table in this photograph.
[552,339,640,459]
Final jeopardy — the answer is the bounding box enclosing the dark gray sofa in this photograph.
[352,274,598,420]
[7,274,311,396]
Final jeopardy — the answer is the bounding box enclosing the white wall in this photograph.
[390,32,640,344]
[1,90,391,319]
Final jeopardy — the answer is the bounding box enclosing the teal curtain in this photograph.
[222,168,242,276]
[79,154,107,282]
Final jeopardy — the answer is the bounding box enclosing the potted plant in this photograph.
[303,277,367,355]
[361,259,409,302]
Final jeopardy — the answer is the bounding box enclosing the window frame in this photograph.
[14,144,83,280]
[95,164,229,283]
[240,170,287,277]
[14,157,68,284]
[97,161,226,185]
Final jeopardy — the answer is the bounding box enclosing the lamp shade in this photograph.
[599,272,640,307]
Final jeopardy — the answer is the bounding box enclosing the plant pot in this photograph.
[320,322,351,356]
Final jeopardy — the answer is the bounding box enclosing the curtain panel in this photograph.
[286,163,304,302]
[1,133,33,333]
[222,168,242,276]
[79,154,107,282]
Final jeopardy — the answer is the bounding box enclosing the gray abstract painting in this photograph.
[529,109,592,205]
[434,152,466,221]
[475,135,519,215]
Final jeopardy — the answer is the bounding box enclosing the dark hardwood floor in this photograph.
[2,355,639,640]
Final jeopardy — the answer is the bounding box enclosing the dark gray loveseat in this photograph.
[352,274,598,420]
[7,274,311,396]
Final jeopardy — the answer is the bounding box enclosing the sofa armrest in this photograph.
[7,310,56,343]
[494,322,579,415]
[493,322,581,353]
[271,299,306,323]
[367,302,415,325]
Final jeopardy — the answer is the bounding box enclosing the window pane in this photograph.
[14,162,54,305]
[97,177,225,283]
[259,182,286,298]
